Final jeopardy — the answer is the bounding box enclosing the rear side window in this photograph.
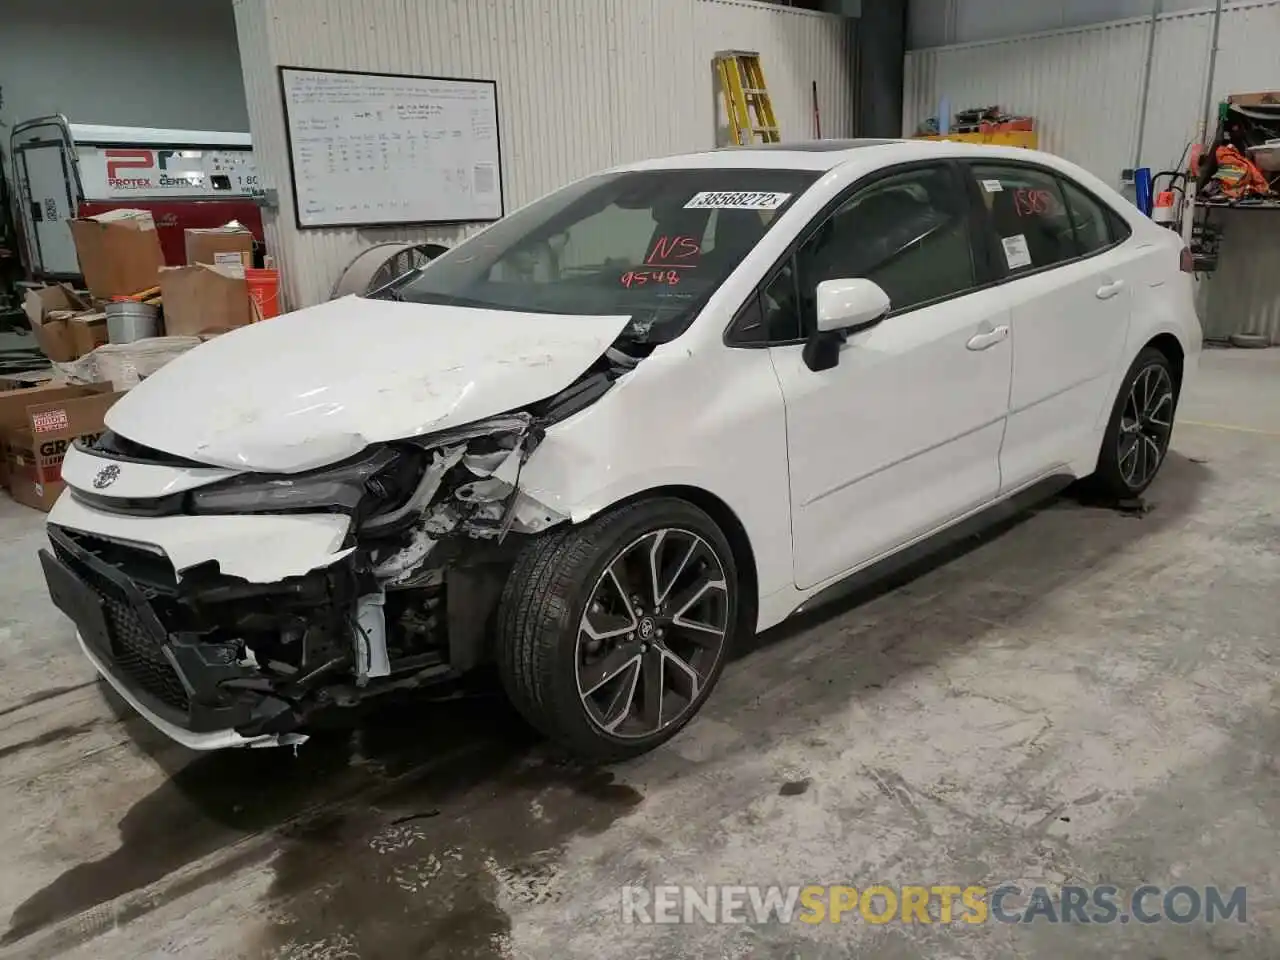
[1059,178,1116,254]
[970,164,1076,274]
[1104,203,1133,244]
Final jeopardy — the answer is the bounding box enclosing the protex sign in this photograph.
[78,147,259,199]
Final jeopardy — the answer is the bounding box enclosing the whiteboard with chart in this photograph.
[278,67,504,229]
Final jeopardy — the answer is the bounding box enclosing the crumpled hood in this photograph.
[106,295,630,473]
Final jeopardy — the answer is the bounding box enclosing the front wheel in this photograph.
[495,498,739,762]
[1091,346,1179,498]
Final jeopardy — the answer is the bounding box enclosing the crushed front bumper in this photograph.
[41,526,320,748]
[74,629,290,749]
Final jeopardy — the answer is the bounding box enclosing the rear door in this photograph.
[963,162,1136,490]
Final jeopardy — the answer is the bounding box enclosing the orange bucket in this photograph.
[244,267,281,320]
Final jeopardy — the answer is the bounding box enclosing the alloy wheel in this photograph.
[575,528,731,739]
[1118,363,1174,490]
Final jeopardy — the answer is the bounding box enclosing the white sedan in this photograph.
[41,139,1199,760]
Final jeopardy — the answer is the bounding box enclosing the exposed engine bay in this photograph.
[42,347,641,748]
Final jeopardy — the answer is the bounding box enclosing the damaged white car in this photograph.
[41,139,1198,760]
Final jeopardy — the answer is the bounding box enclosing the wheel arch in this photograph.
[1144,332,1185,388]
[602,484,761,637]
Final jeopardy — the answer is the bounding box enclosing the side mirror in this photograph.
[803,278,891,372]
[815,278,891,334]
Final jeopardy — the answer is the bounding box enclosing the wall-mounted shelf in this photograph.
[913,130,1038,149]
[1195,199,1280,210]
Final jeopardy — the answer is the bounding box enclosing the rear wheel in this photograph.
[1091,347,1178,498]
[495,498,739,762]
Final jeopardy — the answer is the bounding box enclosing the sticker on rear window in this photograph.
[684,191,792,210]
[32,409,69,433]
[1001,234,1032,270]
[981,179,1004,192]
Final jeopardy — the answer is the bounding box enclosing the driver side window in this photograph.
[731,165,978,345]
[794,165,976,331]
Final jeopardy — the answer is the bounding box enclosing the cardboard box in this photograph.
[0,370,56,392]
[185,226,255,269]
[159,263,253,337]
[68,311,109,356]
[1228,91,1280,107]
[0,382,113,490]
[5,390,124,512]
[24,285,91,362]
[22,285,110,362]
[68,209,166,300]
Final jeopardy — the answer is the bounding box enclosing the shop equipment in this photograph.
[331,242,451,299]
[9,116,263,284]
[1150,173,1184,228]
[714,52,779,146]
[1134,167,1154,217]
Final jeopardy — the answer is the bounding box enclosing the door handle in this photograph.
[1096,279,1126,300]
[966,325,1009,351]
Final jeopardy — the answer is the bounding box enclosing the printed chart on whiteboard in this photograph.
[278,67,503,229]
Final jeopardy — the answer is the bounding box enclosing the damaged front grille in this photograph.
[51,536,191,712]
[69,487,186,518]
[78,430,210,468]
[98,588,190,711]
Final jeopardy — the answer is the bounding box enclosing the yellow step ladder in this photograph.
[714,51,780,146]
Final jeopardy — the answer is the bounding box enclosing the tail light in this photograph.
[1179,247,1194,273]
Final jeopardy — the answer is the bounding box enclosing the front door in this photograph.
[765,163,1013,590]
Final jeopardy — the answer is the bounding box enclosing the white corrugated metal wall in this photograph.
[903,0,1280,342]
[232,0,854,308]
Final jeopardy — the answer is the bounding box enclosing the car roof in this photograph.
[612,138,1086,176]
[603,139,1143,233]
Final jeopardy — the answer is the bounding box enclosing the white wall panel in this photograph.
[1199,215,1280,343]
[905,1,1280,176]
[903,0,1280,343]
[904,18,1151,181]
[696,0,854,144]
[909,0,1208,49]
[234,0,853,308]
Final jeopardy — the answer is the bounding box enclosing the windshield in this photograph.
[381,168,819,343]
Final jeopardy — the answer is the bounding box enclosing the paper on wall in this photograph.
[1001,234,1032,270]
[684,191,792,210]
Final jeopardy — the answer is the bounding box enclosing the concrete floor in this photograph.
[1,348,1278,960]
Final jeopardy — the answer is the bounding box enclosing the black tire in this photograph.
[1091,346,1179,499]
[495,497,740,763]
